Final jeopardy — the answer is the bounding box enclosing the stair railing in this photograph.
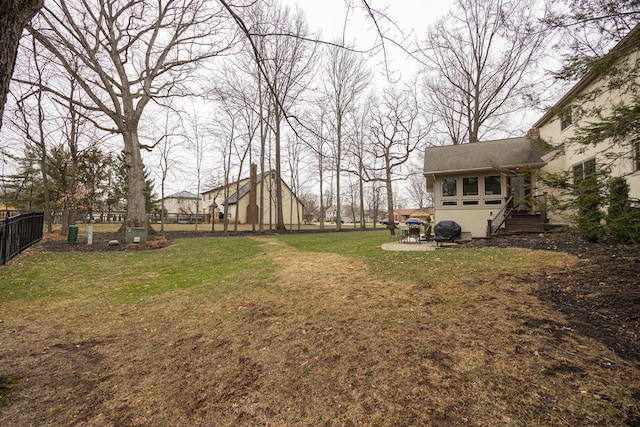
[487,195,515,236]
[533,193,548,225]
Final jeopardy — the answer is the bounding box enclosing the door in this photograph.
[508,175,531,211]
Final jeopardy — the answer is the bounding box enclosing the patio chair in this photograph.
[407,225,421,243]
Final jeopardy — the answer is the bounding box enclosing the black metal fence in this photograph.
[1,212,44,266]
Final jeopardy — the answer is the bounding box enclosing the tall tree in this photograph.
[26,0,234,232]
[420,0,549,144]
[9,35,54,231]
[323,41,372,230]
[155,110,183,232]
[263,4,315,231]
[367,85,427,233]
[0,0,42,130]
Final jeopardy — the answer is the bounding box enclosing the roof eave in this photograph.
[425,162,546,176]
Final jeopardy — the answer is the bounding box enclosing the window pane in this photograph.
[573,164,583,183]
[484,175,501,195]
[584,159,596,179]
[442,178,457,197]
[463,177,478,196]
[561,107,572,130]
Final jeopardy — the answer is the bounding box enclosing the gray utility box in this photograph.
[125,227,148,244]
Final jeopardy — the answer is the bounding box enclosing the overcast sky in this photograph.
[283,0,454,80]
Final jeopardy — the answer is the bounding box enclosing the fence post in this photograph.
[1,217,8,265]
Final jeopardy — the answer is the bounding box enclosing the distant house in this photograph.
[423,23,640,238]
[381,208,435,224]
[201,165,304,226]
[160,191,200,215]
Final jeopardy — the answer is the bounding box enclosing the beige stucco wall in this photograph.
[432,172,509,238]
[432,208,495,238]
[538,48,640,201]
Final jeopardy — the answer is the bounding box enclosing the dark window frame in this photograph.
[573,158,596,183]
[442,177,457,197]
[560,107,573,131]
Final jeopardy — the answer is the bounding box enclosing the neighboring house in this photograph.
[201,165,304,226]
[160,191,200,215]
[424,24,640,238]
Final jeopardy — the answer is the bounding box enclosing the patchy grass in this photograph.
[0,232,638,426]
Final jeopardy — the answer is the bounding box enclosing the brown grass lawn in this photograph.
[0,233,638,426]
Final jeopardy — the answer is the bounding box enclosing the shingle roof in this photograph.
[423,137,550,175]
[165,191,200,200]
[225,171,272,205]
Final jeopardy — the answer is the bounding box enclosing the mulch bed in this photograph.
[462,233,640,365]
[36,230,640,365]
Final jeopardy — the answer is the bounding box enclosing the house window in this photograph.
[463,177,478,196]
[484,175,501,195]
[560,107,573,131]
[442,178,457,197]
[573,158,596,182]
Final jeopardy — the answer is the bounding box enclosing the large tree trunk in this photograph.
[0,0,42,130]
[119,129,149,231]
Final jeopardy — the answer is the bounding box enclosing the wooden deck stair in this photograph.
[501,211,546,234]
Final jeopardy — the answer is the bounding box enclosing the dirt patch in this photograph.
[460,233,640,364]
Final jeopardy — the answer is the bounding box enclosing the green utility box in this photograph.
[125,227,148,244]
[67,225,79,244]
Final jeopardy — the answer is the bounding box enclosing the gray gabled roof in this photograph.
[225,177,254,205]
[423,137,550,175]
[164,191,200,200]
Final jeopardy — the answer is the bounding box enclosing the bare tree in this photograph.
[254,3,316,231]
[419,0,549,144]
[185,104,211,231]
[210,62,261,230]
[323,41,372,230]
[367,85,427,233]
[347,100,373,229]
[156,109,183,232]
[406,171,432,209]
[9,36,53,231]
[25,0,234,232]
[0,0,42,130]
